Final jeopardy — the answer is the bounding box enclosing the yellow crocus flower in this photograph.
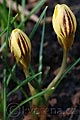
[9,28,31,69]
[52,4,77,51]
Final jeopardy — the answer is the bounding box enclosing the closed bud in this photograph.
[9,28,31,69]
[52,4,77,51]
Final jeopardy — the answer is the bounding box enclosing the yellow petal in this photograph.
[9,28,31,68]
[52,4,77,51]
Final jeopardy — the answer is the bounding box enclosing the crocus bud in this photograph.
[52,4,77,51]
[9,28,31,69]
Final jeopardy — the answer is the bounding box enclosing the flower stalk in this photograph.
[45,4,77,100]
[9,28,36,102]
[45,49,68,100]
[23,67,38,106]
[9,28,48,120]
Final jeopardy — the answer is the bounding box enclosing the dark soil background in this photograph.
[0,0,80,120]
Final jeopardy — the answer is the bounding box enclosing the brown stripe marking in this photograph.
[20,33,29,53]
[65,9,74,36]
[60,26,64,37]
[17,37,24,57]
[68,11,74,34]
[63,14,67,36]
[19,32,29,57]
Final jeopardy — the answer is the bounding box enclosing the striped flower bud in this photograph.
[9,28,31,69]
[52,4,77,51]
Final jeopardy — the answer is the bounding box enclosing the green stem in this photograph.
[23,67,36,98]
[2,69,7,120]
[23,67,30,78]
[45,49,68,100]
[23,67,38,111]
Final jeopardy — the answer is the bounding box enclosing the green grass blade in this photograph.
[11,13,19,24]
[29,6,48,40]
[5,5,11,52]
[18,0,47,28]
[2,69,7,120]
[0,14,18,53]
[0,42,6,52]
[8,87,54,118]
[2,0,8,25]
[7,72,42,97]
[3,0,7,14]
[14,78,28,98]
[0,13,18,37]
[2,56,28,98]
[29,65,40,89]
[38,10,46,86]
[7,63,16,86]
[0,5,7,26]
[21,0,25,29]
[6,62,28,98]
[0,27,7,37]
